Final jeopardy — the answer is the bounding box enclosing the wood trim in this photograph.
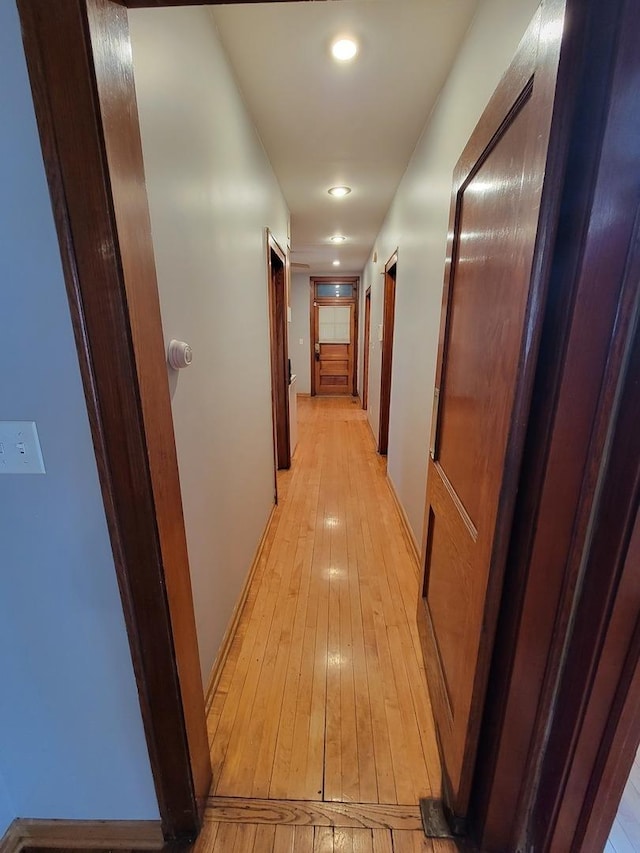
[204,504,277,713]
[530,208,640,850]
[362,287,371,410]
[378,251,398,455]
[16,0,210,840]
[386,473,420,575]
[203,798,422,831]
[267,230,291,473]
[0,823,22,853]
[1,820,164,852]
[309,277,360,397]
[472,1,640,849]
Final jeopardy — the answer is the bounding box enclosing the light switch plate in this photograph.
[0,421,46,474]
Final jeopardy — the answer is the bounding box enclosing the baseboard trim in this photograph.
[204,503,278,714]
[0,819,164,852]
[386,474,421,575]
[0,823,21,853]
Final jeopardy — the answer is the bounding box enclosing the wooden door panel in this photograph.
[418,2,565,825]
[437,98,534,526]
[314,302,355,395]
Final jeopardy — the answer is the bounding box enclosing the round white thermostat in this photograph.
[167,339,193,370]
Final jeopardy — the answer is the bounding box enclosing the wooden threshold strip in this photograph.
[204,797,423,830]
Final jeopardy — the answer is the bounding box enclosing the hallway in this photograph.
[199,397,453,851]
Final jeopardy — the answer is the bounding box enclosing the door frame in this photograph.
[378,250,397,455]
[469,0,640,849]
[362,287,372,410]
[309,276,359,397]
[266,230,291,477]
[14,0,640,848]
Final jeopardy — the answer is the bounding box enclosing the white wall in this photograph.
[0,1,158,829]
[0,773,14,838]
[129,8,290,684]
[363,0,539,548]
[290,274,312,395]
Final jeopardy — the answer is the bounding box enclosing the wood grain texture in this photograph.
[207,397,439,806]
[362,289,371,412]
[1,820,164,851]
[0,823,22,853]
[377,253,397,456]
[475,0,640,849]
[16,0,208,838]
[267,232,291,471]
[203,798,422,830]
[191,825,457,853]
[418,1,564,823]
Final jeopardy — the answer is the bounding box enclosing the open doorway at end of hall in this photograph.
[310,276,359,398]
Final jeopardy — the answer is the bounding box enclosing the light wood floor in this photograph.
[197,396,454,852]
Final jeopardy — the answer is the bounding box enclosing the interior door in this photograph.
[417,3,565,827]
[362,288,371,410]
[378,254,397,454]
[312,279,358,396]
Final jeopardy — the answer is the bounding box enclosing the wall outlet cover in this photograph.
[0,421,46,474]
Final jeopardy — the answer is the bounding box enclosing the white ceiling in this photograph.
[211,0,478,275]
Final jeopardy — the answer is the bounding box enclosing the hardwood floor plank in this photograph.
[392,830,433,852]
[273,824,295,853]
[203,797,422,830]
[207,397,439,807]
[314,826,335,853]
[352,827,374,853]
[232,822,257,852]
[253,824,276,853]
[295,826,316,853]
[371,829,394,853]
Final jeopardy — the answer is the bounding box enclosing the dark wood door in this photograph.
[267,234,290,472]
[378,255,397,454]
[362,288,371,410]
[313,303,354,395]
[311,278,358,396]
[417,3,565,825]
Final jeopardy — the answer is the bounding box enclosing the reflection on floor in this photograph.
[607,748,640,853]
[196,396,455,852]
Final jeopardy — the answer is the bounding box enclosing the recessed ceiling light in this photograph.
[331,38,358,63]
[330,235,347,243]
[333,260,341,267]
[328,186,352,198]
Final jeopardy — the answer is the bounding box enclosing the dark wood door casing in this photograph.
[267,232,291,472]
[362,288,371,410]
[378,254,397,455]
[469,0,640,849]
[417,3,565,825]
[16,0,211,840]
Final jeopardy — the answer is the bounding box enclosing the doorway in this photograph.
[378,252,397,454]
[362,288,371,410]
[15,0,640,848]
[310,276,359,397]
[267,231,291,474]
